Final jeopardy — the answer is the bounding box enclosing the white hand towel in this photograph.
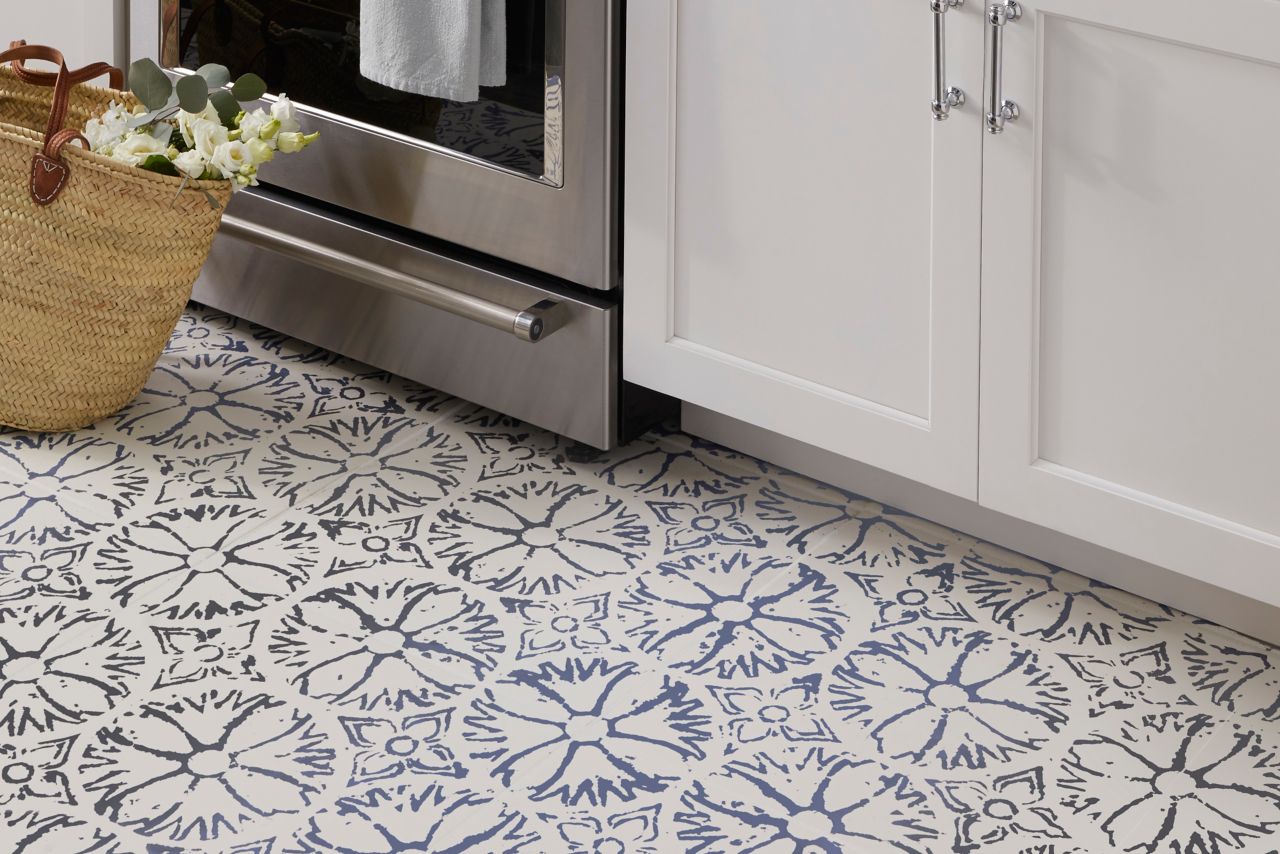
[359,0,507,102]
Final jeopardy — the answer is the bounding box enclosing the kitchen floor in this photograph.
[1,305,1278,854]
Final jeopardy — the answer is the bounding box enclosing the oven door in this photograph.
[128,0,617,290]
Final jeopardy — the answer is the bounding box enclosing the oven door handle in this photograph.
[218,215,569,343]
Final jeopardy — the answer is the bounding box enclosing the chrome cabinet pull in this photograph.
[930,0,965,120]
[985,0,1021,133]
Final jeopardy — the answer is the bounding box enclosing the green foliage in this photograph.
[127,58,172,111]
[139,154,179,177]
[209,89,241,126]
[175,74,209,113]
[194,63,231,89]
[127,59,269,131]
[231,73,267,102]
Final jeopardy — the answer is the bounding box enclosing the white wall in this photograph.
[2,0,127,72]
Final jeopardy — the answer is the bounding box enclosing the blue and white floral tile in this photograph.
[3,305,1280,852]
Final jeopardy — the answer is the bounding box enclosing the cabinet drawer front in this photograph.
[979,0,1280,602]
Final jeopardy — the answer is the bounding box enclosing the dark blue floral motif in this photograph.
[503,593,616,659]
[152,621,264,688]
[1059,712,1280,853]
[270,579,504,710]
[112,352,304,449]
[340,708,463,785]
[647,495,766,553]
[96,505,317,621]
[0,435,145,543]
[708,674,837,752]
[0,542,90,601]
[550,805,663,853]
[1182,629,1280,720]
[304,373,406,418]
[676,747,938,853]
[432,480,649,595]
[80,688,336,843]
[3,812,128,854]
[599,434,762,497]
[930,766,1069,851]
[755,477,956,568]
[962,547,1166,646]
[0,603,144,737]
[848,561,976,631]
[1059,642,1178,717]
[619,551,846,678]
[0,735,77,808]
[467,429,575,483]
[167,309,249,355]
[262,417,468,518]
[292,783,540,853]
[154,449,256,505]
[466,658,711,806]
[318,515,432,579]
[831,628,1070,769]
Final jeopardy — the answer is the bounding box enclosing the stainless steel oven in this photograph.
[128,0,663,448]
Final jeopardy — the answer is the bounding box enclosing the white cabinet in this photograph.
[626,0,1280,602]
[0,2,125,71]
[624,0,986,499]
[978,0,1280,602]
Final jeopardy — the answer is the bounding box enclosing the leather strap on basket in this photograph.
[0,43,85,205]
[8,40,125,89]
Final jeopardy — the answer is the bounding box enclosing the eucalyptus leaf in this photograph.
[128,58,173,111]
[230,72,267,102]
[151,122,173,147]
[194,63,231,88]
[203,190,222,210]
[209,89,240,126]
[176,74,210,113]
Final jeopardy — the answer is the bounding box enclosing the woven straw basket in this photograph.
[0,44,232,431]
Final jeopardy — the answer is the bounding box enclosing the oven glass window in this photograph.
[164,0,552,179]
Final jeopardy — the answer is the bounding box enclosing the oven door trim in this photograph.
[128,0,617,291]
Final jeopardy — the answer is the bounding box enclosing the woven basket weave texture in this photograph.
[0,67,231,431]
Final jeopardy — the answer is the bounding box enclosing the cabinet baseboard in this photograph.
[683,403,1280,645]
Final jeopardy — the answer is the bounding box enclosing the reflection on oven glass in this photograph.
[167,0,548,177]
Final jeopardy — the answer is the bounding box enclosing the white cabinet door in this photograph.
[0,1,125,71]
[980,0,1280,603]
[625,0,985,498]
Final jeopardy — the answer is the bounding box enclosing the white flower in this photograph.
[173,149,208,179]
[84,100,131,154]
[177,102,220,148]
[237,108,275,144]
[276,131,319,154]
[209,140,251,180]
[245,137,275,166]
[109,131,169,166]
[270,94,301,134]
[191,119,229,159]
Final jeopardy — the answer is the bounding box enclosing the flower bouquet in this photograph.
[0,43,319,432]
[85,57,318,206]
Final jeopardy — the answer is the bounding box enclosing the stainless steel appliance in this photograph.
[129,0,665,448]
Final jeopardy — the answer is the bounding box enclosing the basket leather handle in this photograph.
[8,40,125,90]
[0,43,87,205]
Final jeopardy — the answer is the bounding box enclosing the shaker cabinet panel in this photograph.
[978,0,1280,602]
[625,0,985,498]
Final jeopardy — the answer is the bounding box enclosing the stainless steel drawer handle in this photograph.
[986,0,1021,133]
[930,0,965,120]
[218,215,568,343]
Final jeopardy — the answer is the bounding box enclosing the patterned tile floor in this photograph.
[0,304,1278,853]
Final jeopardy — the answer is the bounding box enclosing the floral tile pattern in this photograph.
[0,304,1278,852]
